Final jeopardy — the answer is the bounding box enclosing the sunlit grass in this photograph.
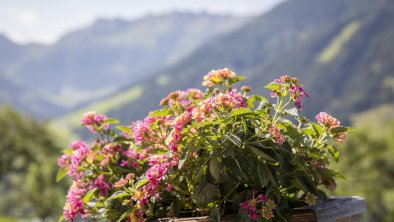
[317,21,361,64]
[350,104,394,133]
[0,216,18,222]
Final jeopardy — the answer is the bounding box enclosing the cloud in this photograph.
[13,9,41,27]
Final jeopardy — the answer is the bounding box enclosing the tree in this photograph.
[334,120,394,222]
[0,106,67,221]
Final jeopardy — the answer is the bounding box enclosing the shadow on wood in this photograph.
[158,196,366,222]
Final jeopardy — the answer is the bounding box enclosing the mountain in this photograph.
[0,35,52,116]
[0,13,248,118]
[66,0,393,128]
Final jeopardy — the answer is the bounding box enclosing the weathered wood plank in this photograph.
[293,196,367,222]
[158,196,366,222]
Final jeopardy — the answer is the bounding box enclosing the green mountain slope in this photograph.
[0,13,248,118]
[55,0,394,138]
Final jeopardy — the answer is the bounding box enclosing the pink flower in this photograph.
[240,201,249,210]
[315,112,340,129]
[160,89,203,109]
[81,111,109,134]
[268,125,285,145]
[166,111,192,152]
[91,174,112,196]
[146,160,169,185]
[63,182,87,221]
[58,154,70,168]
[202,68,236,87]
[315,112,346,142]
[120,160,128,167]
[131,116,172,144]
[114,178,128,188]
[67,141,91,179]
[269,75,308,109]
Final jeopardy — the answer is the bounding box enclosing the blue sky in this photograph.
[0,0,284,44]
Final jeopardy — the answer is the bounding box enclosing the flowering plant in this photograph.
[57,68,349,221]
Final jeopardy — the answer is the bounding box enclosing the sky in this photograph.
[0,0,285,45]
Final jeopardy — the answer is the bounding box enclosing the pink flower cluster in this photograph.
[193,90,246,122]
[58,141,91,179]
[122,147,148,168]
[160,89,203,108]
[131,116,172,145]
[270,75,309,109]
[165,90,246,152]
[146,155,170,186]
[114,173,135,188]
[315,112,346,142]
[268,124,285,145]
[166,110,193,152]
[63,182,87,221]
[315,112,340,128]
[202,68,236,87]
[81,111,109,134]
[91,174,112,196]
[240,191,276,220]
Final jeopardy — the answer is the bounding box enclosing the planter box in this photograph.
[292,196,366,222]
[158,196,366,222]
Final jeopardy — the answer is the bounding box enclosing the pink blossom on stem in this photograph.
[58,154,70,168]
[315,112,346,142]
[81,111,109,134]
[63,182,87,221]
[315,112,340,129]
[268,125,285,145]
[67,141,91,179]
[91,174,112,196]
[202,68,236,87]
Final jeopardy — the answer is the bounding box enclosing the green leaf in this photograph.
[56,167,68,182]
[196,120,215,128]
[83,188,97,203]
[193,183,220,206]
[330,126,350,133]
[116,125,132,135]
[248,95,267,102]
[210,77,222,84]
[327,145,339,161]
[311,122,324,137]
[256,161,270,187]
[117,211,129,222]
[135,178,149,189]
[284,108,299,117]
[149,119,160,130]
[194,168,206,184]
[225,157,248,181]
[229,107,253,117]
[102,118,119,125]
[209,156,221,183]
[229,76,246,84]
[226,133,242,148]
[302,128,315,136]
[58,215,65,222]
[63,148,73,155]
[247,145,276,162]
[149,109,172,117]
[264,82,281,91]
[293,177,310,193]
[178,149,190,170]
[106,191,130,202]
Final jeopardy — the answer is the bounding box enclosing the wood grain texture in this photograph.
[158,196,366,222]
